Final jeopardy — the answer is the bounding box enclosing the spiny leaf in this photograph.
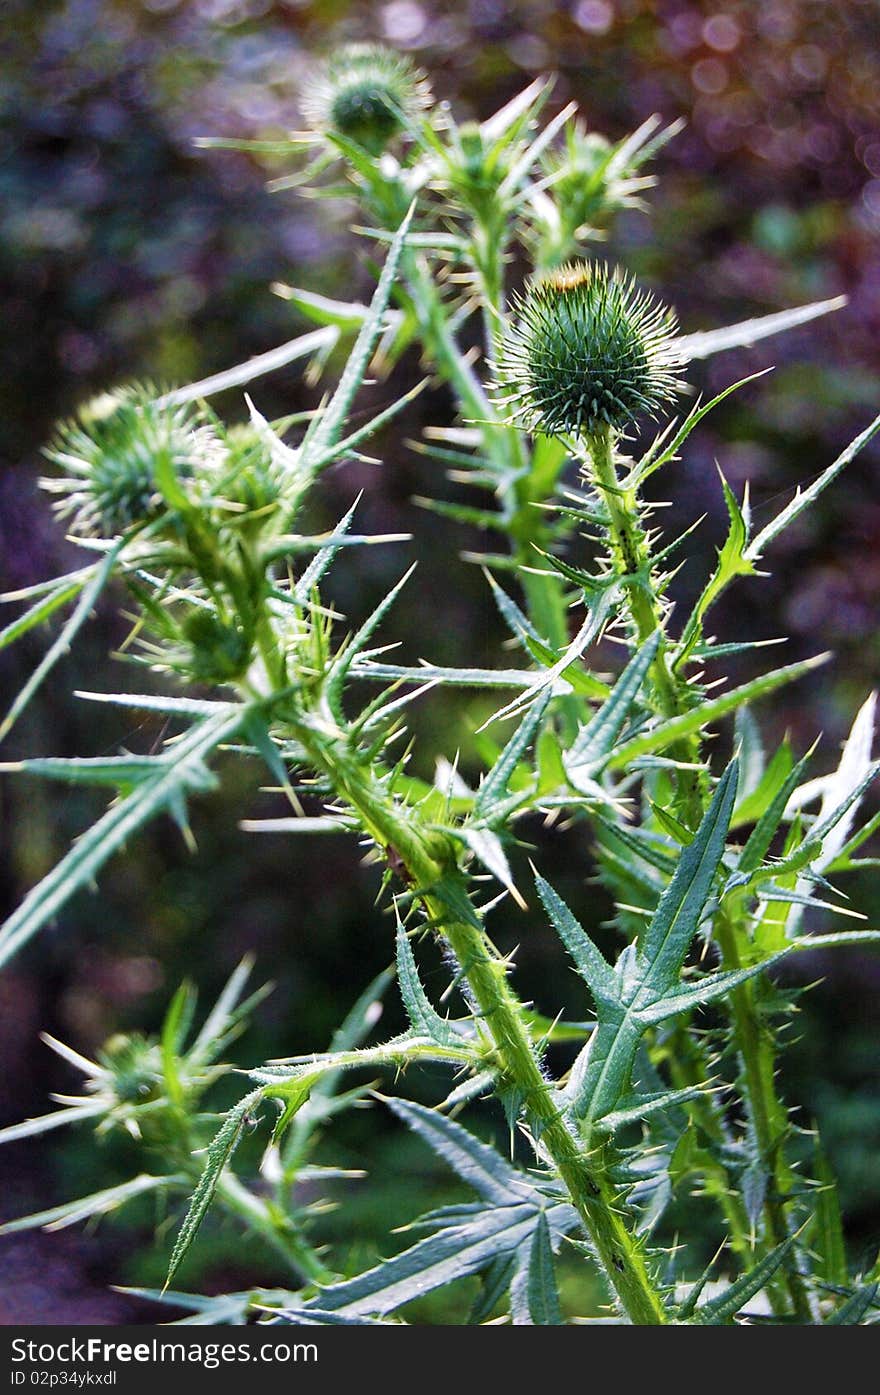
[732,737,794,828]
[607,657,828,769]
[695,1236,798,1324]
[385,1098,522,1205]
[165,1089,264,1288]
[301,202,416,464]
[634,951,788,1025]
[1,539,125,743]
[0,707,247,970]
[293,497,360,603]
[535,873,617,1005]
[812,1136,848,1289]
[738,748,814,874]
[746,411,880,561]
[560,764,740,1136]
[825,1282,879,1325]
[160,327,337,408]
[565,633,659,790]
[675,473,754,669]
[474,689,550,820]
[630,372,771,487]
[510,1211,564,1325]
[639,759,738,980]
[2,1173,182,1237]
[396,921,460,1048]
[0,572,92,652]
[676,296,846,362]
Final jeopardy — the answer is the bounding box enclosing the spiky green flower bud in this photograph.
[497,262,683,438]
[183,609,252,684]
[42,385,224,538]
[302,43,432,155]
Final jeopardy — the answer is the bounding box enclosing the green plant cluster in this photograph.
[1,45,879,1326]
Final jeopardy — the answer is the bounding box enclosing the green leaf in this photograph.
[629,373,770,487]
[0,572,92,652]
[165,1089,264,1288]
[675,295,846,362]
[293,498,360,603]
[510,1212,564,1325]
[0,707,247,970]
[161,327,338,408]
[695,1236,797,1323]
[634,951,788,1026]
[607,657,828,769]
[0,539,125,743]
[825,1283,879,1325]
[746,411,880,562]
[738,748,814,874]
[0,1101,107,1145]
[1,1174,181,1236]
[812,1136,848,1289]
[396,921,460,1048]
[468,1256,515,1325]
[639,759,739,981]
[675,473,755,669]
[732,737,794,828]
[558,763,740,1137]
[385,1099,521,1205]
[305,1202,545,1318]
[474,690,550,820]
[301,202,416,465]
[564,634,659,789]
[535,873,617,1006]
[161,982,196,1108]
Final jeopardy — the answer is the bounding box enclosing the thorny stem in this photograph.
[287,721,669,1324]
[583,427,704,827]
[215,1171,335,1287]
[403,246,571,653]
[583,427,814,1318]
[715,909,816,1322]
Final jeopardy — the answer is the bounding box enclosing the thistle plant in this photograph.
[2,44,880,1327]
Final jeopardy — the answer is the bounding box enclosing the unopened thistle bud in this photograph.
[302,43,432,155]
[42,386,224,538]
[497,262,683,439]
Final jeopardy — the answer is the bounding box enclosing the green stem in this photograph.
[289,723,668,1323]
[715,909,815,1321]
[661,1025,754,1261]
[585,427,704,825]
[583,428,814,1315]
[215,1171,333,1286]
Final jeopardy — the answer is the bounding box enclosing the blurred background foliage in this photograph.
[1,0,878,1321]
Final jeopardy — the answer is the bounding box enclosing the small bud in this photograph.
[99,1033,160,1104]
[42,385,223,538]
[497,262,684,439]
[302,43,432,155]
[183,609,252,684]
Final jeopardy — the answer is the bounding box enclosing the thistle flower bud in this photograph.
[42,386,224,538]
[497,262,684,439]
[302,44,432,156]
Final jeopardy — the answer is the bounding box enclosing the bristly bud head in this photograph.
[302,44,432,155]
[497,262,684,439]
[42,385,225,538]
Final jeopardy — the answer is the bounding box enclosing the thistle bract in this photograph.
[498,262,683,438]
[302,44,431,155]
[42,386,224,538]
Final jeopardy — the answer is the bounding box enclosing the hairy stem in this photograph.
[215,1171,334,1286]
[288,721,668,1323]
[582,427,814,1317]
[584,427,704,825]
[715,909,816,1321]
